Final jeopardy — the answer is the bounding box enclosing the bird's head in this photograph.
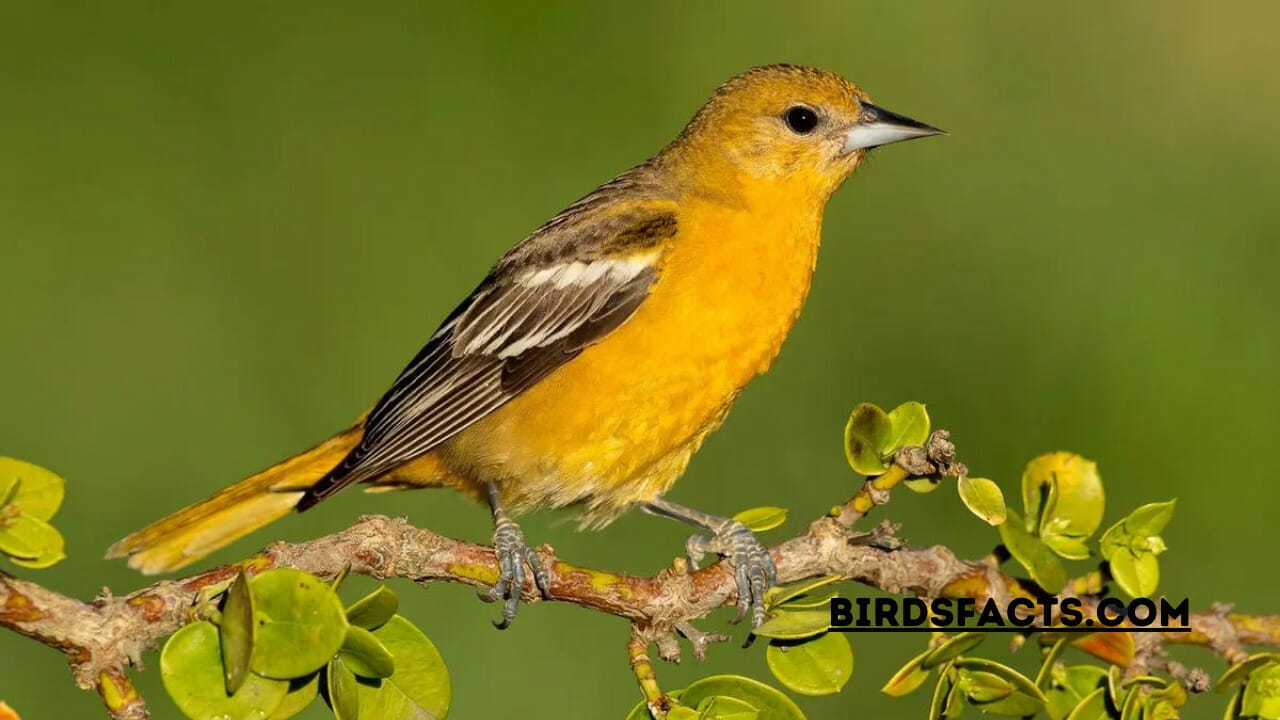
[668,64,943,200]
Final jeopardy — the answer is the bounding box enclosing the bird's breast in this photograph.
[446,194,824,518]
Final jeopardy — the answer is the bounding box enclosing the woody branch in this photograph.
[2,434,1279,718]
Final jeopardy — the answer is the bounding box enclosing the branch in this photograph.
[2,445,1278,717]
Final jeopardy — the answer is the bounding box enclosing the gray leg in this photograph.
[643,496,777,627]
[486,482,551,629]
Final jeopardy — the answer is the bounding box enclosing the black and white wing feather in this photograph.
[297,190,676,510]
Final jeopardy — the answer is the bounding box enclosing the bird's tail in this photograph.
[106,424,364,575]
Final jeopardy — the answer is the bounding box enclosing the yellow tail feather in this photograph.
[106,424,363,575]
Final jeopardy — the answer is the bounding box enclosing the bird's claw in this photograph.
[685,520,776,628]
[486,513,551,629]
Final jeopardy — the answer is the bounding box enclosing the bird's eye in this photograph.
[783,105,819,134]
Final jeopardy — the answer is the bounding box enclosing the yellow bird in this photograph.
[108,64,943,627]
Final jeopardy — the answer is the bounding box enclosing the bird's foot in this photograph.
[686,520,777,628]
[486,513,551,629]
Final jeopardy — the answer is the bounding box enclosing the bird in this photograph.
[108,64,943,627]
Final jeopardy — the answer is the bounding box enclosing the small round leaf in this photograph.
[0,458,64,521]
[766,633,853,696]
[886,402,931,451]
[356,615,451,719]
[249,569,348,679]
[958,477,1007,526]
[340,625,396,679]
[844,403,892,476]
[1021,452,1104,544]
[679,675,804,720]
[161,621,287,720]
[1108,548,1160,598]
[1000,512,1067,594]
[0,514,65,568]
[345,584,400,630]
[1124,500,1176,537]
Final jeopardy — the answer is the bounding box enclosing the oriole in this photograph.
[108,64,943,627]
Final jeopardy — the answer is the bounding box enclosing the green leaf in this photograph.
[954,657,1047,716]
[0,457,65,521]
[957,477,1007,526]
[1242,661,1280,719]
[1106,665,1123,707]
[249,568,349,679]
[1046,666,1108,720]
[844,402,893,475]
[1217,653,1280,692]
[269,673,320,720]
[1042,535,1092,561]
[325,656,360,720]
[765,575,841,609]
[218,572,255,694]
[693,694,761,719]
[345,584,400,630]
[1020,453,1105,548]
[923,632,986,669]
[999,512,1067,593]
[1065,687,1111,720]
[1118,682,1143,720]
[752,610,830,640]
[766,633,853,696]
[679,676,804,720]
[882,648,933,697]
[943,678,966,719]
[886,401,931,450]
[732,506,788,533]
[1099,500,1175,599]
[0,514,65,568]
[1108,548,1161,598]
[356,615,451,719]
[160,621,288,720]
[928,668,957,720]
[956,669,1013,703]
[1124,500,1177,537]
[340,625,396,679]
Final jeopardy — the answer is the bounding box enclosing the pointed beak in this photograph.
[842,102,946,153]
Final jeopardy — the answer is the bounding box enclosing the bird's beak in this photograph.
[842,103,946,153]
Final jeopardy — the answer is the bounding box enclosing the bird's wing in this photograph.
[297,194,677,509]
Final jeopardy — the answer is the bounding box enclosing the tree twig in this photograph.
[3,506,1278,718]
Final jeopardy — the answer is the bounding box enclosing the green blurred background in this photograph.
[2,2,1278,718]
